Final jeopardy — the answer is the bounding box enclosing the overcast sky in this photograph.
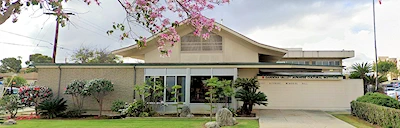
[0,0,398,68]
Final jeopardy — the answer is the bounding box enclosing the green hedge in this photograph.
[351,101,400,128]
[356,92,400,109]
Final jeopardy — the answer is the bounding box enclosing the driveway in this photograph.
[255,110,355,128]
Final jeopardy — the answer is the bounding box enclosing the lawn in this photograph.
[331,114,380,128]
[3,118,259,128]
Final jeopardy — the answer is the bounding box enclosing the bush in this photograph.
[18,86,53,116]
[356,92,400,109]
[38,98,67,119]
[65,80,88,116]
[111,100,127,113]
[121,100,154,117]
[0,95,22,118]
[84,79,114,116]
[351,101,400,127]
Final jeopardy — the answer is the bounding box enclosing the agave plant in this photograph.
[38,98,67,119]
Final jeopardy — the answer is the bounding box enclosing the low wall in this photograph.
[37,67,144,111]
[255,79,363,110]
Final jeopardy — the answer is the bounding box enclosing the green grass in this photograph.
[331,114,380,128]
[3,118,259,128]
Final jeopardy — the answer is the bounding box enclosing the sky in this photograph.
[0,0,399,68]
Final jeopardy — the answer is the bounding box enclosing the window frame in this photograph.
[144,75,186,104]
[180,33,223,52]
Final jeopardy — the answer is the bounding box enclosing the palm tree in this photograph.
[234,77,267,115]
[350,62,372,94]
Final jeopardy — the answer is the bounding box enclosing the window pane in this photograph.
[177,76,186,102]
[312,61,316,65]
[322,61,329,65]
[190,76,211,103]
[335,61,340,66]
[166,76,175,102]
[329,61,334,65]
[305,61,310,65]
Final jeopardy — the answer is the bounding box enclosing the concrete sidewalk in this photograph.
[256,110,355,128]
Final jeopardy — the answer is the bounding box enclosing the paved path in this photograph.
[256,110,355,128]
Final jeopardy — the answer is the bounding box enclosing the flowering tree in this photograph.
[1,0,229,56]
[18,86,53,116]
[65,80,89,116]
[84,79,114,116]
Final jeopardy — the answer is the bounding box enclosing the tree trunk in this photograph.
[99,100,103,117]
[248,102,254,114]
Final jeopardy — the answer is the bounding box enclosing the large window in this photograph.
[145,76,185,103]
[181,33,223,52]
[145,76,164,102]
[190,76,233,103]
[166,76,186,102]
[311,60,340,66]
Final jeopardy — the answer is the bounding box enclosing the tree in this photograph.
[170,85,183,117]
[4,76,27,88]
[350,62,372,94]
[373,61,397,75]
[64,80,89,116]
[205,77,221,121]
[0,95,21,119]
[84,79,114,116]
[18,86,53,116]
[234,78,267,115]
[220,80,234,107]
[71,47,122,63]
[71,47,94,64]
[1,0,229,56]
[25,54,52,73]
[0,57,22,73]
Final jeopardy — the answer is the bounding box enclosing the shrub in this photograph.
[356,92,400,109]
[234,77,267,115]
[0,95,22,118]
[4,76,27,88]
[18,86,53,116]
[84,79,114,116]
[121,100,154,117]
[351,101,400,127]
[38,98,67,119]
[111,100,127,113]
[65,80,88,116]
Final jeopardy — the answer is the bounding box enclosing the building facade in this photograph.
[36,23,363,113]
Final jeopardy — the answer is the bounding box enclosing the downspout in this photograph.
[133,65,137,101]
[57,65,62,98]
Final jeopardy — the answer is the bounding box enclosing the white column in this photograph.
[185,68,190,105]
[232,68,238,110]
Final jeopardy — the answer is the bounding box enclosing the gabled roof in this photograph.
[112,22,287,57]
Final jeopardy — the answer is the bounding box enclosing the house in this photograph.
[35,23,363,114]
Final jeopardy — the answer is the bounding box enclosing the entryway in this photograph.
[255,110,355,128]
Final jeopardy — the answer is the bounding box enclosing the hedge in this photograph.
[356,92,400,109]
[351,101,400,128]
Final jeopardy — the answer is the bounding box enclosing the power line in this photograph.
[0,41,73,51]
[0,29,72,51]
[0,42,50,48]
[69,20,122,43]
[0,30,53,44]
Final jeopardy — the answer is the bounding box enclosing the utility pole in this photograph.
[44,12,74,63]
[372,0,379,90]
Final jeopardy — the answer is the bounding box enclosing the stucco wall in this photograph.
[144,27,260,63]
[255,79,363,110]
[37,67,143,111]
[238,68,258,78]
